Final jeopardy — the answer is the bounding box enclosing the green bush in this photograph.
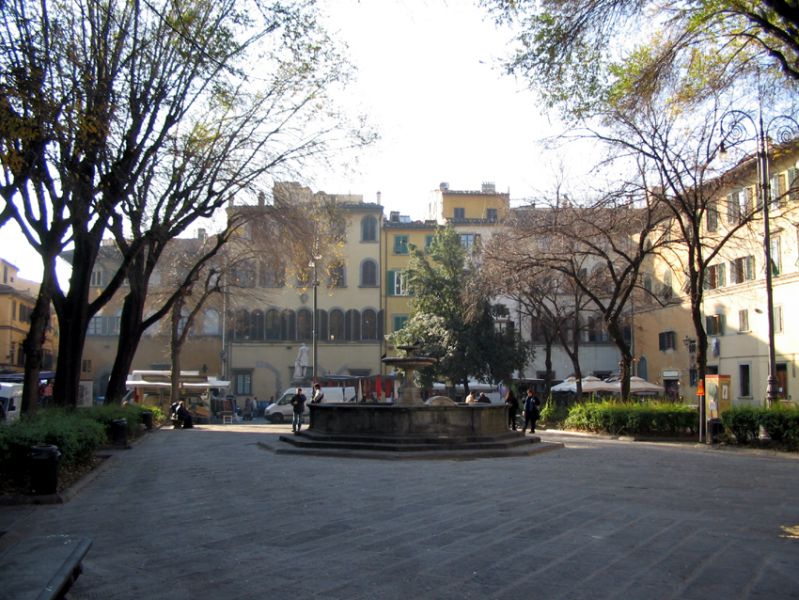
[564,401,697,436]
[721,404,799,449]
[721,406,761,444]
[539,396,568,425]
[0,409,106,476]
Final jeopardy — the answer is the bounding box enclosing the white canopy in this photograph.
[550,376,618,394]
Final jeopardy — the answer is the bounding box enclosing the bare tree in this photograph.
[0,0,371,410]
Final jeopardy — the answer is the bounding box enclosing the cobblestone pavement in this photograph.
[2,424,798,599]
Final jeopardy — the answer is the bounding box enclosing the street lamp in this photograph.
[308,255,321,383]
[720,109,798,407]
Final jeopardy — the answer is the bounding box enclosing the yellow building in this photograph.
[635,145,799,405]
[224,184,384,401]
[0,258,58,374]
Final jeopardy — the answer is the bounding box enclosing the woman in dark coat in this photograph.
[505,389,519,431]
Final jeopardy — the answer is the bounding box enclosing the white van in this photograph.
[0,383,23,423]
[264,386,356,423]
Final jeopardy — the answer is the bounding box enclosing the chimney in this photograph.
[481,182,496,193]
[376,191,382,205]
[439,182,449,191]
[390,211,400,222]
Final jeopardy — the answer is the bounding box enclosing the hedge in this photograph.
[721,405,799,448]
[564,401,697,436]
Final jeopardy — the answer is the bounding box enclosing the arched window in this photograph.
[345,309,361,341]
[251,310,264,341]
[317,309,329,341]
[297,308,312,340]
[327,262,346,288]
[265,309,281,340]
[360,259,378,287]
[329,309,345,341]
[281,310,296,341]
[361,215,377,242]
[234,309,249,340]
[362,309,378,340]
[202,309,220,335]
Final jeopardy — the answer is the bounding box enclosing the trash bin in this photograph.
[29,444,61,495]
[141,410,153,430]
[111,418,128,446]
[707,418,724,444]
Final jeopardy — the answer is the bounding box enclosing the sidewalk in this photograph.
[2,424,798,599]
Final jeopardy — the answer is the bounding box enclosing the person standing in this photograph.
[311,383,325,404]
[290,387,306,433]
[523,389,541,434]
[505,388,519,430]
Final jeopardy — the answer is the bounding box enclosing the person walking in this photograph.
[290,387,307,433]
[523,389,541,434]
[505,388,519,430]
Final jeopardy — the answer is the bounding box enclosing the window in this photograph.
[459,233,478,250]
[739,364,751,397]
[232,262,255,288]
[361,216,377,242]
[393,235,409,254]
[730,256,754,284]
[726,190,741,223]
[392,315,408,332]
[775,305,783,334]
[706,314,725,336]
[360,260,378,287]
[453,207,465,219]
[250,310,264,340]
[706,201,718,232]
[743,187,754,217]
[82,359,92,374]
[788,167,798,202]
[90,269,104,287]
[259,261,285,287]
[297,309,312,340]
[329,309,345,341]
[346,309,361,341]
[738,309,749,333]
[658,331,676,351]
[770,236,781,276]
[705,263,726,289]
[424,235,434,251]
[265,309,281,340]
[327,262,346,288]
[362,309,379,340]
[486,208,498,222]
[202,309,221,335]
[87,316,104,336]
[11,301,16,321]
[234,371,252,395]
[387,270,409,296]
[177,307,190,337]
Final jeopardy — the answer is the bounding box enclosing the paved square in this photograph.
[2,425,798,599]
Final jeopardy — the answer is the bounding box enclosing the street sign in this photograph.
[697,379,705,396]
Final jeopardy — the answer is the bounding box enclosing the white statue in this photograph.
[294,343,310,378]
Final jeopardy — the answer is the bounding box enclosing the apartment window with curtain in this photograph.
[658,331,676,351]
[739,363,751,397]
[770,236,781,275]
[706,200,719,232]
[706,263,726,289]
[393,235,409,255]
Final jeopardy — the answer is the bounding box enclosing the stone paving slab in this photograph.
[1,424,798,599]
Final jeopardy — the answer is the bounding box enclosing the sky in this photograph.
[0,0,580,282]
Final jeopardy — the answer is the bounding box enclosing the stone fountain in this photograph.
[276,343,560,458]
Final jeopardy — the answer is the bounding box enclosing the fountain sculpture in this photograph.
[277,342,557,458]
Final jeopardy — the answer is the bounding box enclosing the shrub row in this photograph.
[721,405,799,448]
[0,404,162,479]
[563,401,697,437]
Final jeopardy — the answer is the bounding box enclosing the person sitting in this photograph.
[174,400,194,429]
[464,391,477,405]
[477,392,491,404]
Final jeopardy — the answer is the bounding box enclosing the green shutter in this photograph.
[387,270,395,296]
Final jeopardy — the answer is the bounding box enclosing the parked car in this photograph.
[264,386,356,423]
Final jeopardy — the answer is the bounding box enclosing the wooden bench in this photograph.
[0,534,92,600]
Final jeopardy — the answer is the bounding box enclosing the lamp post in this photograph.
[720,109,798,407]
[309,255,321,383]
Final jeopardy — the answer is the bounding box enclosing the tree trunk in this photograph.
[20,283,52,415]
[105,272,148,403]
[606,319,632,401]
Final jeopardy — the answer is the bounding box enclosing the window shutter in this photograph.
[387,270,395,296]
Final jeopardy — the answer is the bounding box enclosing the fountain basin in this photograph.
[309,403,509,438]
